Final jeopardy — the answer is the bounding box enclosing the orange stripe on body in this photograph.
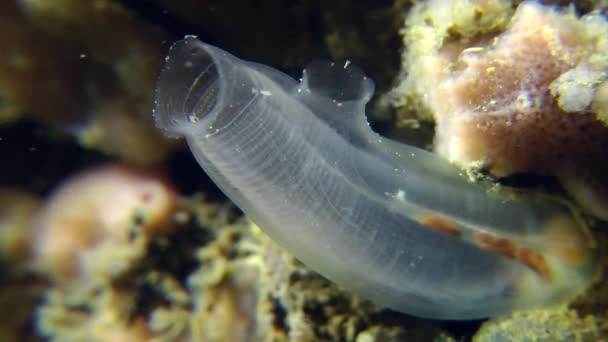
[416,215,553,282]
[416,215,463,239]
[475,232,552,282]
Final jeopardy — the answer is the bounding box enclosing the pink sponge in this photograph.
[397,1,608,219]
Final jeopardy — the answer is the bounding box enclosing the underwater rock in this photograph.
[76,96,176,165]
[39,284,156,342]
[18,0,164,104]
[0,189,40,262]
[0,0,175,164]
[31,163,177,283]
[0,1,85,125]
[0,189,44,342]
[474,307,606,341]
[0,279,45,342]
[159,200,446,341]
[394,0,608,219]
[35,196,448,341]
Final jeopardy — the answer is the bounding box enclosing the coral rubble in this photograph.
[394,0,608,219]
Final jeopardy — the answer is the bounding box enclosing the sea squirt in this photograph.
[153,36,597,319]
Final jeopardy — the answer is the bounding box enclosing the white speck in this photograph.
[336,102,343,107]
[344,60,351,69]
[187,113,199,123]
[184,61,193,68]
[462,46,485,53]
[395,190,406,201]
[251,88,258,94]
[260,90,272,96]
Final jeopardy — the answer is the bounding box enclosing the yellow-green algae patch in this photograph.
[474,308,606,341]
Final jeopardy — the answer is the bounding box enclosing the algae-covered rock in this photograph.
[30,164,178,283]
[392,0,608,219]
[474,308,606,342]
[24,173,608,341]
[32,194,451,341]
[158,199,448,341]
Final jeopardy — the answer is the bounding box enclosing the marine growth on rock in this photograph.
[395,0,608,219]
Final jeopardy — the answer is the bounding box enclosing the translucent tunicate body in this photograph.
[153,37,598,319]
